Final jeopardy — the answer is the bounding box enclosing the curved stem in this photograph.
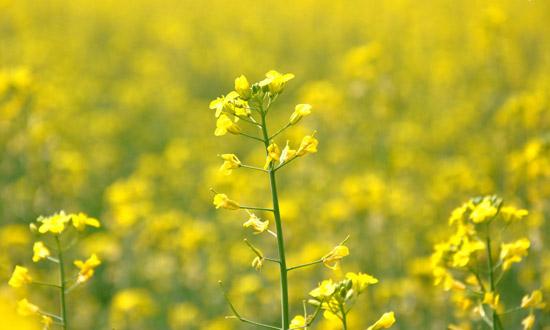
[55,236,68,330]
[260,107,290,330]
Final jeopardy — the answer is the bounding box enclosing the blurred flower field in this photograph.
[1,0,549,329]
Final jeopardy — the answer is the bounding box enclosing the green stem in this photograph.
[485,224,503,330]
[287,259,323,271]
[260,106,290,330]
[338,299,348,330]
[55,236,68,330]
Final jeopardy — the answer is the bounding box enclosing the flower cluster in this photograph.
[302,273,395,329]
[431,196,544,329]
[8,211,101,330]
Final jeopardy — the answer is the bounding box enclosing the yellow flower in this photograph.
[42,315,53,329]
[234,75,251,100]
[74,253,101,283]
[219,154,241,175]
[345,272,378,293]
[243,213,269,234]
[448,203,468,225]
[322,244,349,270]
[209,92,239,118]
[289,103,312,125]
[259,70,294,94]
[296,133,318,156]
[521,290,546,309]
[32,241,51,262]
[213,193,240,210]
[522,314,535,330]
[38,211,71,234]
[280,141,297,164]
[482,291,500,309]
[469,198,497,223]
[451,239,485,268]
[71,212,100,231]
[367,311,396,330]
[17,299,39,316]
[290,315,306,329]
[309,279,336,298]
[215,114,241,136]
[8,265,32,288]
[499,238,530,270]
[500,206,528,222]
[264,143,281,169]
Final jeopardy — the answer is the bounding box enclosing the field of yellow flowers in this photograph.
[1,0,549,329]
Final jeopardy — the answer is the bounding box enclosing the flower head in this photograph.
[309,279,336,298]
[213,193,240,210]
[219,154,241,175]
[17,299,40,316]
[290,315,306,329]
[522,314,535,330]
[215,114,241,136]
[322,244,349,270]
[469,198,498,223]
[345,272,378,293]
[259,70,294,94]
[74,253,101,283]
[38,211,71,234]
[296,133,318,156]
[32,241,51,262]
[367,312,396,330]
[8,266,32,288]
[500,206,528,222]
[289,103,312,125]
[71,212,100,231]
[521,290,546,309]
[500,238,530,270]
[234,75,251,100]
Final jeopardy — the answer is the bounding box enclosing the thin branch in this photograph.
[239,206,274,212]
[270,123,291,140]
[265,257,281,264]
[218,281,280,329]
[287,259,323,272]
[241,164,268,172]
[31,281,61,289]
[239,132,264,142]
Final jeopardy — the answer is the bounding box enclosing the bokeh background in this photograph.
[1,0,549,329]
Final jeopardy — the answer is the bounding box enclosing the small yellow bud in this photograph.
[289,103,312,125]
[32,241,51,262]
[234,75,251,100]
[522,314,535,330]
[367,312,396,330]
[296,132,319,156]
[8,266,32,288]
[17,299,40,316]
[74,253,101,283]
[219,154,241,175]
[290,315,306,329]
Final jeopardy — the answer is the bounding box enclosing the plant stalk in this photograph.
[55,236,68,330]
[260,105,290,330]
